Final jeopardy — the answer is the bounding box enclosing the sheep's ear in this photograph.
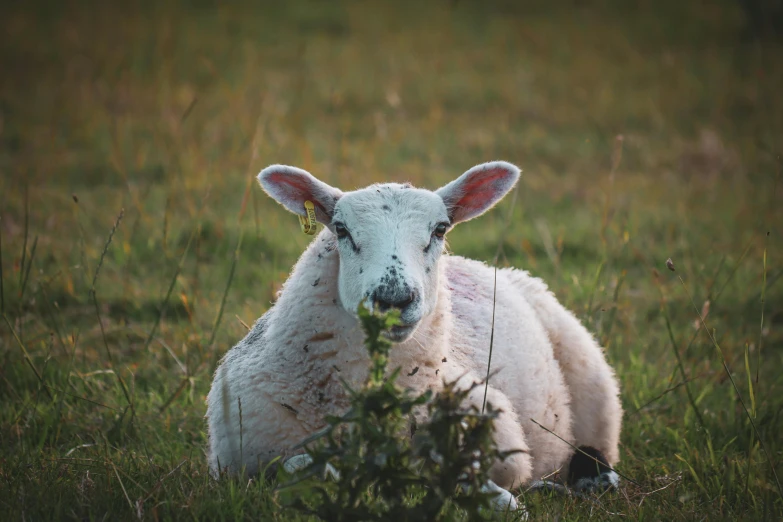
[258,165,343,224]
[435,161,521,224]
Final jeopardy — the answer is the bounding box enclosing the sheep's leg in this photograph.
[523,286,623,486]
[548,311,621,466]
[455,376,533,486]
[485,403,534,491]
[429,368,532,513]
[475,393,533,513]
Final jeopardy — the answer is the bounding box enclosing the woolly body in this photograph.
[206,162,622,492]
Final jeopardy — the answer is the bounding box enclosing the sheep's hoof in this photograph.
[324,463,340,480]
[526,479,572,496]
[283,454,313,473]
[460,478,524,515]
[568,446,619,493]
[572,470,619,493]
[482,480,524,516]
[282,454,340,481]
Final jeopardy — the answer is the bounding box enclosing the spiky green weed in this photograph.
[279,305,518,521]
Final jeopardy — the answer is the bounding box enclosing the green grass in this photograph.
[1,0,782,519]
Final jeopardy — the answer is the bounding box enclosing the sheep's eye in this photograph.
[434,223,448,239]
[334,223,348,238]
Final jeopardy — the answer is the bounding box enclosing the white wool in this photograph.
[205,162,623,493]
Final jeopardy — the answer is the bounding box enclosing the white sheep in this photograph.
[206,161,623,510]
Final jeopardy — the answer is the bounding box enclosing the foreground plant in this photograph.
[278,305,519,521]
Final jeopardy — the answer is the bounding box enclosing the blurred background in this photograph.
[0,0,782,519]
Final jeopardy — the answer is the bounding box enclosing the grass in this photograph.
[1,0,782,519]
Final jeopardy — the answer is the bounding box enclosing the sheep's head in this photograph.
[258,162,520,342]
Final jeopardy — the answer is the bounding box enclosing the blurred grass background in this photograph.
[0,0,781,519]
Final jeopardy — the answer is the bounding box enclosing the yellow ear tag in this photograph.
[298,200,318,235]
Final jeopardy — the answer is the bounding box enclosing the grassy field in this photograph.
[1,0,782,519]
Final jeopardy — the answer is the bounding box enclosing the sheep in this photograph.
[206,161,623,510]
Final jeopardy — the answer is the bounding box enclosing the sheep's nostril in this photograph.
[373,290,416,312]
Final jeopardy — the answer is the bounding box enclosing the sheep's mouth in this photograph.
[384,323,417,343]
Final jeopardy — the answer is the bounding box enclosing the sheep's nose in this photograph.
[373,289,416,312]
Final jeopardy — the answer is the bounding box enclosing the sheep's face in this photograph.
[259,161,520,343]
[330,185,448,341]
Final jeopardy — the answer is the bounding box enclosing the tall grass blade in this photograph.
[756,235,767,384]
[87,208,141,445]
[660,301,705,428]
[19,235,37,303]
[142,228,197,354]
[180,96,199,123]
[744,342,757,495]
[207,231,243,357]
[705,254,726,299]
[91,293,132,407]
[630,373,709,416]
[587,260,605,316]
[91,289,152,463]
[90,209,124,293]
[0,214,4,314]
[713,237,753,303]
[158,375,190,414]
[44,384,120,412]
[745,344,757,418]
[675,454,708,495]
[19,183,28,288]
[72,194,91,289]
[481,266,498,414]
[162,193,172,256]
[601,269,625,346]
[2,314,53,400]
[652,271,705,427]
[110,461,135,512]
[676,273,782,498]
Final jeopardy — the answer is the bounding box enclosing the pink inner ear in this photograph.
[266,171,313,197]
[265,170,329,216]
[455,168,509,211]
